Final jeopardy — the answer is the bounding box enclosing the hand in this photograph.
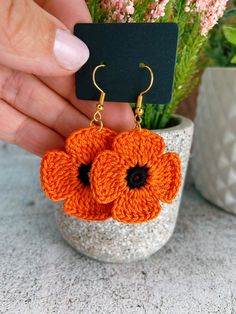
[0,0,134,156]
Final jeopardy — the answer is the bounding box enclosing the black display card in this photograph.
[74,23,178,104]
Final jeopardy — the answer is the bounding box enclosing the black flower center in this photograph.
[78,162,92,186]
[126,164,149,189]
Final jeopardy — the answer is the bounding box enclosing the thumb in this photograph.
[0,0,89,76]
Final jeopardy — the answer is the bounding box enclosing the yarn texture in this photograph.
[40,127,116,221]
[91,128,181,223]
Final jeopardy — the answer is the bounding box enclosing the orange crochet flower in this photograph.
[40,127,116,221]
[91,128,181,223]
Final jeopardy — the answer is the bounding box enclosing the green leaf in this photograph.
[223,9,236,18]
[231,54,236,64]
[223,25,236,45]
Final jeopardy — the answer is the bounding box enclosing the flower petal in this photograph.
[112,188,161,223]
[40,150,80,201]
[149,152,181,203]
[65,126,116,165]
[91,150,127,204]
[112,128,165,166]
[64,187,111,221]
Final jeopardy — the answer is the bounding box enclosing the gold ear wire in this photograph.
[92,64,106,104]
[135,63,154,129]
[90,64,106,130]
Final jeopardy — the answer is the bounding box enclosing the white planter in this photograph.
[192,68,236,215]
[56,115,194,263]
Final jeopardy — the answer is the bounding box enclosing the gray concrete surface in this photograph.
[0,142,235,314]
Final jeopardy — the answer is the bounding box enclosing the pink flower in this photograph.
[101,0,135,22]
[185,0,229,35]
[145,0,169,22]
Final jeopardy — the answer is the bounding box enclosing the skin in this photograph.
[0,0,134,156]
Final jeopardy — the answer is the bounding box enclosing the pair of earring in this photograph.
[40,64,181,224]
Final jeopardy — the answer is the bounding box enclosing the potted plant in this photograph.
[192,3,236,215]
[55,0,230,262]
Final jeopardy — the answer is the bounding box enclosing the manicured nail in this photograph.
[54,29,89,71]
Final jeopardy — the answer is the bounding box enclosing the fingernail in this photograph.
[54,29,89,71]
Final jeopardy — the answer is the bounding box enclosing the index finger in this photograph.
[35,0,92,29]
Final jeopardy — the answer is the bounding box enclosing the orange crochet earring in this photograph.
[91,63,182,224]
[40,64,116,221]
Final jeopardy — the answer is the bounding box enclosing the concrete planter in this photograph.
[192,68,236,215]
[56,115,194,263]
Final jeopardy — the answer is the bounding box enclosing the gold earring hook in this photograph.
[92,64,106,104]
[135,63,154,130]
[139,63,154,96]
[90,64,106,130]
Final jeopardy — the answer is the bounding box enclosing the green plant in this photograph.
[223,23,236,63]
[86,0,230,129]
[206,5,236,66]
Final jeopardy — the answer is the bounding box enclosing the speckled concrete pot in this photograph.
[56,115,194,263]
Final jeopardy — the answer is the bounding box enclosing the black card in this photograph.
[74,23,178,104]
